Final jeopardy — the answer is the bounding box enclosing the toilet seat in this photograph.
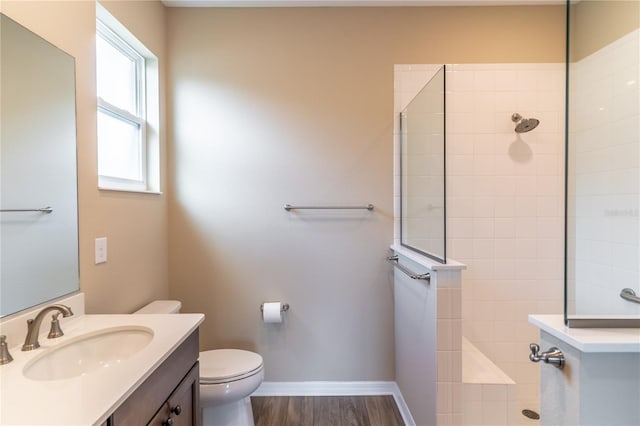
[200,349,264,385]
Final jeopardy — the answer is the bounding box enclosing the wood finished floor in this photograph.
[251,396,405,426]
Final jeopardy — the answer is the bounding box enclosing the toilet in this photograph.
[134,301,264,426]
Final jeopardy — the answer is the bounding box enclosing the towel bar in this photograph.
[387,255,430,282]
[0,206,52,214]
[284,204,374,211]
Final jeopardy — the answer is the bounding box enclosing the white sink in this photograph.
[23,326,154,381]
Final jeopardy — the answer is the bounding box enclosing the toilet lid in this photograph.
[199,349,263,384]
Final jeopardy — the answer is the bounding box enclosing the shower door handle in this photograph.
[529,343,565,369]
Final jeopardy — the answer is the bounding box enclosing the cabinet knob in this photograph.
[163,417,174,426]
[171,405,182,416]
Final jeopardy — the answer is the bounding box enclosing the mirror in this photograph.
[0,14,79,317]
[565,1,640,326]
[400,65,446,263]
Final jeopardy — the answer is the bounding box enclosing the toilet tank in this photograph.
[134,300,182,314]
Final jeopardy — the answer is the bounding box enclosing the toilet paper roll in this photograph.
[262,302,283,323]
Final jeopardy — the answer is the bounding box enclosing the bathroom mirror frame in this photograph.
[564,1,640,327]
[0,13,80,318]
[400,65,447,264]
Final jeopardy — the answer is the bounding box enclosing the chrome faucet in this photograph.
[0,335,13,365]
[22,304,74,351]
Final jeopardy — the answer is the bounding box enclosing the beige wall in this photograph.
[570,0,640,61]
[1,1,169,314]
[167,6,565,381]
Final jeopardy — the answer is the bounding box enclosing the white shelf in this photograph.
[390,244,466,271]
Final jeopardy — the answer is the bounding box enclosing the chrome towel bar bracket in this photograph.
[387,255,431,282]
[284,204,374,211]
[529,343,565,369]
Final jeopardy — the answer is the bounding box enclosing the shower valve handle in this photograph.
[529,343,565,369]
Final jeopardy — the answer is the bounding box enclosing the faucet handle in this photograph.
[47,313,65,339]
[0,335,14,365]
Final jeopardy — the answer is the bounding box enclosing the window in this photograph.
[96,6,159,193]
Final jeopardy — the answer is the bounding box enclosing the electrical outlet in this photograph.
[95,237,107,264]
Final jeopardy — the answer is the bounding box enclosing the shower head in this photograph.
[511,113,539,133]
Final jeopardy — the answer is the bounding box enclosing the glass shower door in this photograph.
[565,0,640,326]
[400,65,446,263]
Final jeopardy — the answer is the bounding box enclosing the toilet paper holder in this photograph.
[260,302,290,313]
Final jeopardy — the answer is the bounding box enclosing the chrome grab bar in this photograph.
[620,288,640,304]
[284,204,374,211]
[0,206,52,214]
[387,255,430,282]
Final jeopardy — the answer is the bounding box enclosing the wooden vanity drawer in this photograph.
[148,362,200,426]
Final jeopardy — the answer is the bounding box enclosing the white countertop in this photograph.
[529,314,640,353]
[0,313,204,425]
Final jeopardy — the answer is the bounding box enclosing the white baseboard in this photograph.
[252,381,415,426]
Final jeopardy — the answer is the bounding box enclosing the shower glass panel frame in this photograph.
[564,0,640,327]
[400,65,446,264]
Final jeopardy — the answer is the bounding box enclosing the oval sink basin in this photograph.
[23,326,154,381]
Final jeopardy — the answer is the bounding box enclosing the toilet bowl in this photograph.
[134,301,264,426]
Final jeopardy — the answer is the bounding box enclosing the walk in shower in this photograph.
[395,58,566,423]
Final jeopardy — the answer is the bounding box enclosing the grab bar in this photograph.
[0,206,53,214]
[284,204,374,211]
[620,288,640,304]
[387,255,430,282]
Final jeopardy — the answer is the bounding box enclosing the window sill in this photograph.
[98,186,163,195]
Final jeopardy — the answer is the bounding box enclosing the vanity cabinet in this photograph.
[530,316,640,426]
[539,331,640,426]
[148,364,199,426]
[107,330,200,426]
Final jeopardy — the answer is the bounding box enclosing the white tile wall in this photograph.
[395,63,566,425]
[568,29,640,316]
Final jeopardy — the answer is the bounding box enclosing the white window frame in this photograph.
[96,5,160,194]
